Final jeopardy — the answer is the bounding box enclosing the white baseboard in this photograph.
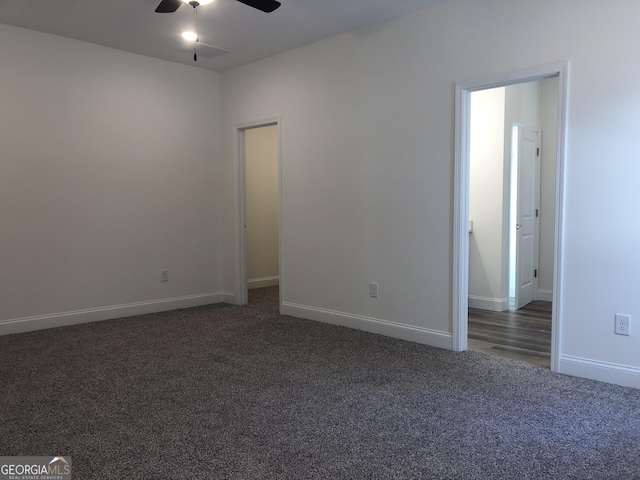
[536,289,553,302]
[0,292,224,337]
[282,302,452,350]
[222,291,237,304]
[558,354,640,389]
[468,295,509,312]
[248,276,279,289]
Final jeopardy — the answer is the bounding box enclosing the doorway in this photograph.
[467,82,549,366]
[245,125,280,310]
[234,118,282,312]
[453,63,568,372]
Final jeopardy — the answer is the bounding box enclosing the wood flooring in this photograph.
[468,301,552,368]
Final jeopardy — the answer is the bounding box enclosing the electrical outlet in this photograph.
[160,269,169,282]
[615,314,631,336]
[369,282,379,298]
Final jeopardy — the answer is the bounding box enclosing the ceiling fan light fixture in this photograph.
[156,0,278,14]
[181,0,214,5]
[182,31,198,41]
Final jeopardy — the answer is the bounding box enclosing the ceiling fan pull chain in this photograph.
[193,4,199,61]
[196,6,199,60]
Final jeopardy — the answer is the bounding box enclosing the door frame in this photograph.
[233,116,283,310]
[452,63,569,372]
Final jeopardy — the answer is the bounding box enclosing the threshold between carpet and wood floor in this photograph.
[1,287,639,479]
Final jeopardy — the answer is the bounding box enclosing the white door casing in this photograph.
[453,62,569,374]
[233,117,283,309]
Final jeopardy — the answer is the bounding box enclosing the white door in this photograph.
[514,126,540,309]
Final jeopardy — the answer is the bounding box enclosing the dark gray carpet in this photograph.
[1,287,639,479]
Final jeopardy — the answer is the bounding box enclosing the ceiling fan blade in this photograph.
[236,0,281,13]
[155,0,182,13]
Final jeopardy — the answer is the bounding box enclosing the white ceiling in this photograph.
[0,0,444,72]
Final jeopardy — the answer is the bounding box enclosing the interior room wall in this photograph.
[0,23,223,334]
[538,77,559,298]
[245,125,279,288]
[468,87,507,311]
[220,0,640,387]
[505,82,540,128]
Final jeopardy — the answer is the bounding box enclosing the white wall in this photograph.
[505,82,540,129]
[220,0,640,387]
[539,77,559,296]
[468,88,507,311]
[245,125,279,288]
[0,24,223,334]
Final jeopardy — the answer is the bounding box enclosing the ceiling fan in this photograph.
[155,0,281,14]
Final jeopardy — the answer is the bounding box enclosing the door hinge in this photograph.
[534,269,538,278]
[536,147,540,156]
[536,208,539,218]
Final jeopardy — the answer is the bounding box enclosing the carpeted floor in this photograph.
[1,287,639,479]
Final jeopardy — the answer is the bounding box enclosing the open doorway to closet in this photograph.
[452,63,568,372]
[234,118,282,313]
[245,125,280,311]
